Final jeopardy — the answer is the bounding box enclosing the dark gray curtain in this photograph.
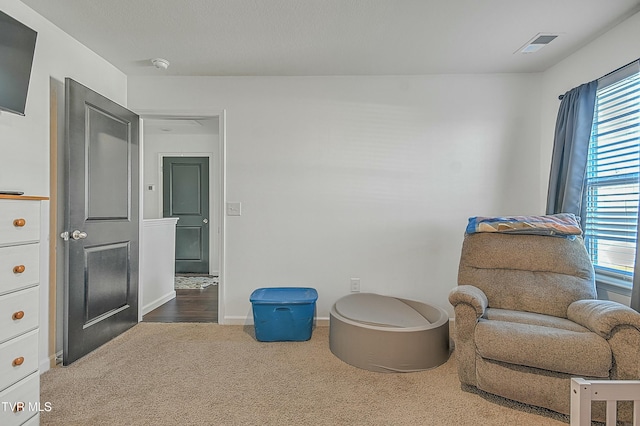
[546,80,598,217]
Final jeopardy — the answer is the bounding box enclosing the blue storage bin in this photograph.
[250,287,318,342]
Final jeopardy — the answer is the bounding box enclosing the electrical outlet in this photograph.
[350,278,360,292]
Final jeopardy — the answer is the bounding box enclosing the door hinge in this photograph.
[60,231,69,241]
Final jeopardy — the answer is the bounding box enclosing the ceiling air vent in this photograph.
[516,33,558,54]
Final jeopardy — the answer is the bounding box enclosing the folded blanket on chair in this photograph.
[465,213,582,238]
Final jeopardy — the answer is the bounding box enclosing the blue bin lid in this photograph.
[250,287,318,304]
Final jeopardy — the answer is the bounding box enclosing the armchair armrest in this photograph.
[567,299,640,338]
[569,299,640,380]
[448,285,488,319]
[448,285,488,386]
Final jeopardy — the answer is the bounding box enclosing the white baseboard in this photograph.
[221,316,250,326]
[39,354,56,374]
[315,317,330,326]
[222,316,331,326]
[142,291,176,316]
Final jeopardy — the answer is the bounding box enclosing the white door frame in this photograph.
[137,109,227,324]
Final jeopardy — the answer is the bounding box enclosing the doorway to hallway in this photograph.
[141,116,222,323]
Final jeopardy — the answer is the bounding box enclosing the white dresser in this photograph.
[0,196,45,426]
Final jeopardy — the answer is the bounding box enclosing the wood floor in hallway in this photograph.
[143,285,218,323]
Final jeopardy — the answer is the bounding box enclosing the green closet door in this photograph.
[163,157,209,273]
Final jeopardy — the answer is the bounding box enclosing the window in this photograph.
[584,64,640,288]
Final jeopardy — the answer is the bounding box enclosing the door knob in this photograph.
[203,218,209,224]
[71,230,88,240]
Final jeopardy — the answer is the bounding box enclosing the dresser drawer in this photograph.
[22,413,39,426]
[0,329,38,392]
[21,413,39,426]
[0,372,40,426]
[0,244,39,296]
[0,287,39,344]
[0,200,40,247]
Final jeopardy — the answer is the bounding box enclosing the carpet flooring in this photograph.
[39,323,572,426]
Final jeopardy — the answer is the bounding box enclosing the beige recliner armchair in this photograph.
[449,232,640,421]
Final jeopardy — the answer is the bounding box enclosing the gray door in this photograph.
[63,78,139,365]
[163,157,209,274]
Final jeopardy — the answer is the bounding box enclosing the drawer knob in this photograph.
[13,402,24,412]
[13,265,26,274]
[12,356,24,366]
[13,218,26,227]
[12,311,25,320]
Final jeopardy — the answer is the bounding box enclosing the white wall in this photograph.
[0,0,127,372]
[540,9,640,305]
[0,1,127,194]
[141,218,178,315]
[539,10,640,208]
[129,74,543,323]
[5,0,635,374]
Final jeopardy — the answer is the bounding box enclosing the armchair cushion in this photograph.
[458,233,596,317]
[475,319,612,377]
[568,299,640,338]
[483,308,590,333]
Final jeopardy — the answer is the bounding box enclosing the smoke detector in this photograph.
[151,58,170,70]
[516,33,559,54]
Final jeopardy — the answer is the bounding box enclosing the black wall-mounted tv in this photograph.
[0,10,37,116]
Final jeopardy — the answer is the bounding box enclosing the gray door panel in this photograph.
[63,78,139,365]
[163,157,209,274]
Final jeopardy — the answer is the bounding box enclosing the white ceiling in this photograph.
[19,0,640,76]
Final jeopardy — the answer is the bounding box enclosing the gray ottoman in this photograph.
[329,293,449,372]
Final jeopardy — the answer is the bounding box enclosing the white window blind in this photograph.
[584,64,640,286]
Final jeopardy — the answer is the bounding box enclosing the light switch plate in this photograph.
[226,202,242,216]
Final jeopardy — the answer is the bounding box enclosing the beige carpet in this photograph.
[40,323,570,426]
